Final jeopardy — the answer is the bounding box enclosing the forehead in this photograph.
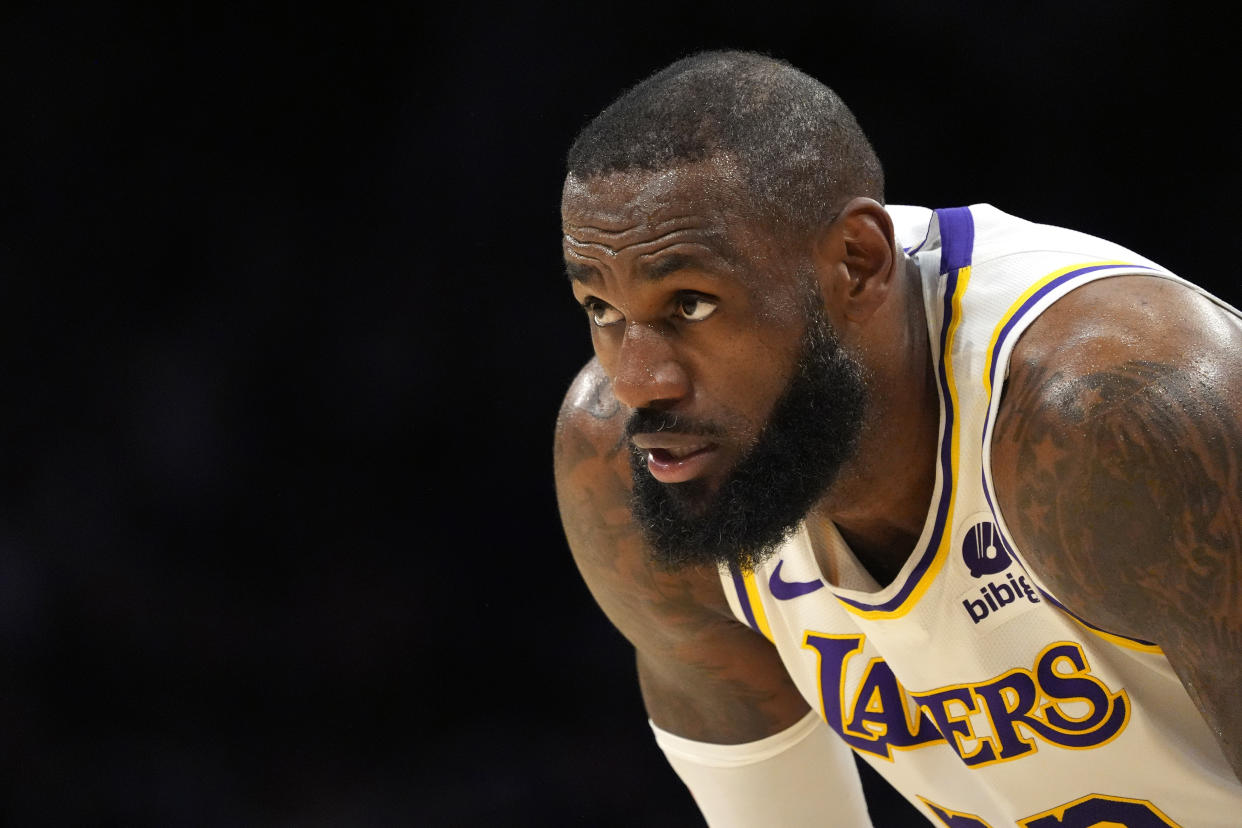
[561,161,813,326]
[561,159,747,232]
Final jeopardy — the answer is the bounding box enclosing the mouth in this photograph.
[631,435,720,484]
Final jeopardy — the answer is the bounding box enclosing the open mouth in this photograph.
[649,444,711,461]
[643,443,717,483]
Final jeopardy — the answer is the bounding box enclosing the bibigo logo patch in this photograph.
[961,519,1012,577]
[956,514,1039,630]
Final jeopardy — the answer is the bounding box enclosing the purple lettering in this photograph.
[1021,794,1178,827]
[802,632,943,760]
[910,686,997,766]
[846,659,942,749]
[963,597,990,623]
[1017,574,1039,603]
[918,797,994,828]
[1025,643,1129,749]
[982,588,998,612]
[988,580,1016,607]
[972,669,1039,761]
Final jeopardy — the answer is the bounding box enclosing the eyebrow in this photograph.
[565,261,597,284]
[641,252,698,281]
[565,252,712,285]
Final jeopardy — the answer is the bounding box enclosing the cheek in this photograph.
[695,327,800,427]
[737,305,806,375]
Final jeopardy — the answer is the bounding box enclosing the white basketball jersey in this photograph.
[718,204,1242,827]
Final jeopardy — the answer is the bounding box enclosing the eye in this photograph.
[675,294,718,322]
[583,299,624,328]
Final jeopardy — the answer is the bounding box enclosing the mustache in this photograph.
[624,408,727,440]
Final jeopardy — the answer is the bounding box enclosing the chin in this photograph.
[628,300,869,572]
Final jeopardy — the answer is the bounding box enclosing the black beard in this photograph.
[628,307,868,573]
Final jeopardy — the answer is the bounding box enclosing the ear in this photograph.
[811,197,897,324]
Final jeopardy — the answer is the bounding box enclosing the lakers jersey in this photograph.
[718,205,1242,827]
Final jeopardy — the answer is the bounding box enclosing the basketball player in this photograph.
[554,52,1242,826]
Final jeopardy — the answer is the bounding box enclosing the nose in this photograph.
[609,322,691,410]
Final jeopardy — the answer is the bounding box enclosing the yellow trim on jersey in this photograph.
[838,265,973,619]
[982,260,1133,398]
[1057,608,1165,655]
[917,795,998,828]
[741,569,774,643]
[1018,793,1182,828]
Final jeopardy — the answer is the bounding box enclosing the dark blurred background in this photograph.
[1,3,1234,825]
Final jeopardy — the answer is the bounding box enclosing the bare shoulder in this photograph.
[554,357,628,475]
[993,275,1242,630]
[991,274,1242,774]
[554,359,807,742]
[998,275,1242,395]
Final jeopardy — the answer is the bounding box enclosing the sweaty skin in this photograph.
[554,159,1242,781]
[992,275,1242,780]
[562,161,808,499]
[556,157,938,742]
[558,162,824,740]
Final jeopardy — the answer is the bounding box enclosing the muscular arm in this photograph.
[992,276,1242,781]
[553,358,809,743]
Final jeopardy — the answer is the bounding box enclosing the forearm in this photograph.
[651,710,873,827]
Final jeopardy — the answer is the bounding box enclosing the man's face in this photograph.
[561,160,868,571]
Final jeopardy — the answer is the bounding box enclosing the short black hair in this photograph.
[566,50,884,236]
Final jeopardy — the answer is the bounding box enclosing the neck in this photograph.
[810,255,939,586]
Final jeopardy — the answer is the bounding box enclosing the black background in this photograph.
[2,3,1236,826]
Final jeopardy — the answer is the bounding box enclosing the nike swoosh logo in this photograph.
[769,559,825,600]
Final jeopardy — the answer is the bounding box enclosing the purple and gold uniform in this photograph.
[719,205,1242,827]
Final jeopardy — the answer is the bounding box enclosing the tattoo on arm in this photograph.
[555,371,808,743]
[996,358,1242,776]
